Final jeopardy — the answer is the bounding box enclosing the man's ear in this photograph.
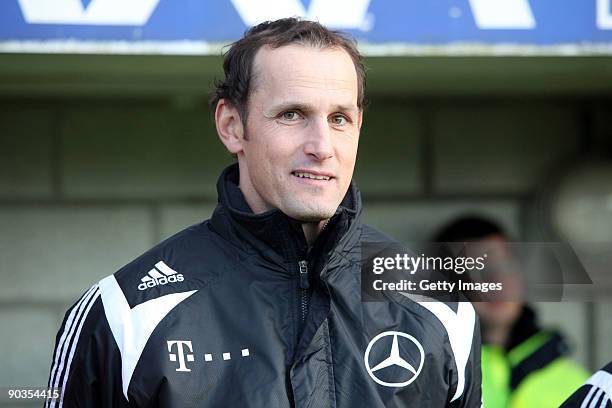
[357,110,363,130]
[215,99,245,155]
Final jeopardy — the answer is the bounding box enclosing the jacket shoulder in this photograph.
[106,220,225,308]
[47,284,126,407]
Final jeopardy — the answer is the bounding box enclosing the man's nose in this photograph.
[304,117,334,161]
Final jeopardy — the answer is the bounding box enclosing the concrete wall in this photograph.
[0,98,610,406]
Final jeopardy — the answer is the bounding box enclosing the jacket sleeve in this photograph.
[452,316,482,407]
[45,283,126,408]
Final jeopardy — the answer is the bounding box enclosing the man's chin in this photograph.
[283,205,337,223]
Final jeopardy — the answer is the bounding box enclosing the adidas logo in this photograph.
[138,261,184,291]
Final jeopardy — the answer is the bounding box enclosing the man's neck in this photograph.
[483,324,512,348]
[236,177,332,247]
[302,220,329,248]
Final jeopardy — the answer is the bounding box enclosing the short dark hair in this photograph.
[433,215,506,243]
[210,18,366,128]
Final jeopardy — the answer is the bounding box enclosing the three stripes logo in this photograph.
[578,366,612,408]
[138,261,184,291]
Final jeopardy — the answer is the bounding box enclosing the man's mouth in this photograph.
[291,171,333,181]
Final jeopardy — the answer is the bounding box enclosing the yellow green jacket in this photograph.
[481,309,588,408]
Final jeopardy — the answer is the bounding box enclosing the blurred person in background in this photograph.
[433,215,588,408]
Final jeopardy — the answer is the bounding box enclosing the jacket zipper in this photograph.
[297,219,331,330]
[298,260,310,323]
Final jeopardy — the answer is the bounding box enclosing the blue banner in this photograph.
[1,0,611,54]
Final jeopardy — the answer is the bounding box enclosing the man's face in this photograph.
[472,235,524,331]
[234,44,362,221]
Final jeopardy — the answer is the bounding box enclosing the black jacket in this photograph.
[45,164,481,407]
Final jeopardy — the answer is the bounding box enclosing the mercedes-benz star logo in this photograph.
[364,331,425,387]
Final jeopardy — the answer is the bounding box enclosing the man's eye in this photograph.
[281,111,300,121]
[330,114,348,126]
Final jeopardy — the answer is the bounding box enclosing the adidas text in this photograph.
[138,274,184,291]
[138,261,184,291]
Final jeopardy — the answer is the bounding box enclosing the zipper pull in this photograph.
[298,260,310,289]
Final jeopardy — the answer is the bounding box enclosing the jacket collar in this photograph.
[210,163,362,266]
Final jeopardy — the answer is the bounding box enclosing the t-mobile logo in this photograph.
[167,340,195,372]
